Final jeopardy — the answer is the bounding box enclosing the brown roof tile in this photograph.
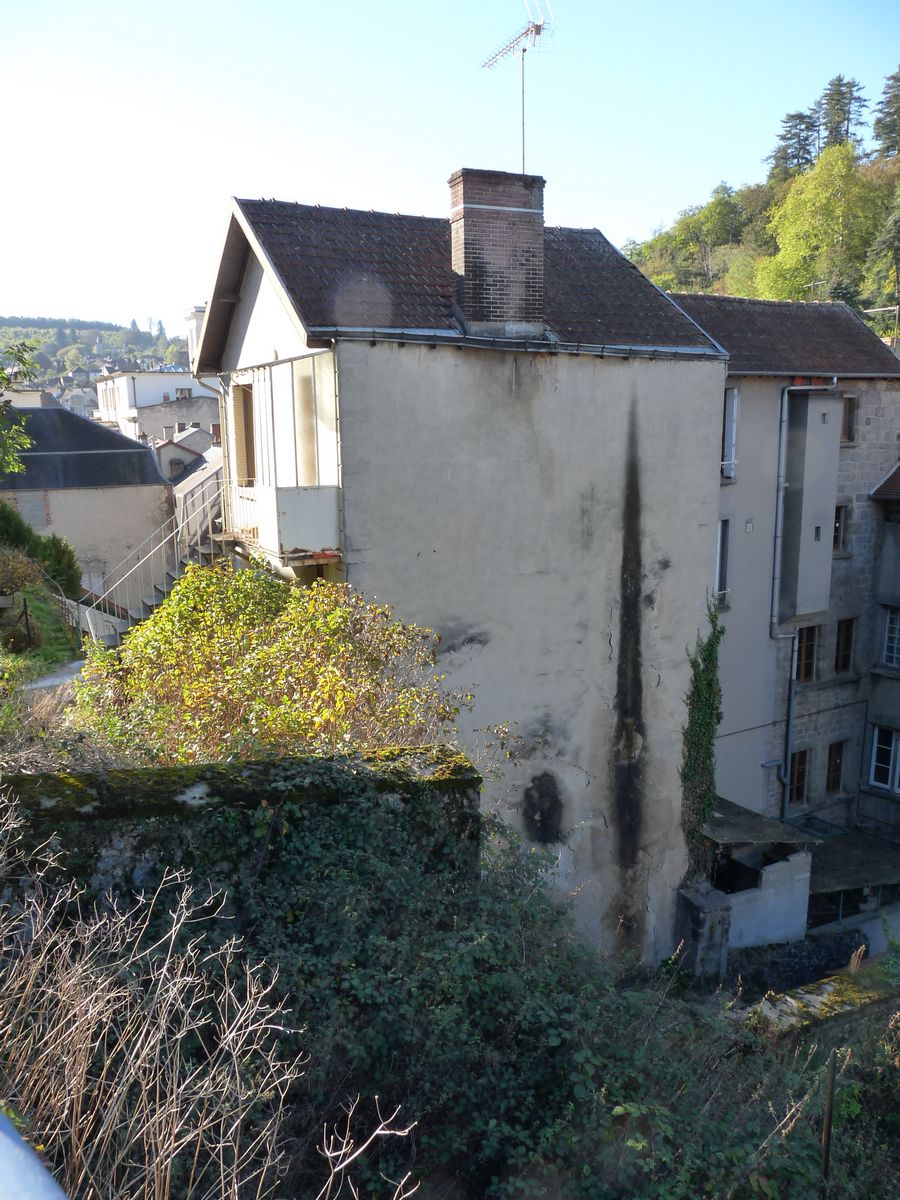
[235,199,717,351]
[872,463,900,500]
[670,293,900,377]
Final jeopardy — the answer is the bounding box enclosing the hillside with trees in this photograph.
[625,67,900,335]
[0,316,189,383]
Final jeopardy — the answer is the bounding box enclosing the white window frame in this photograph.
[721,387,740,480]
[882,606,900,669]
[870,726,900,794]
[714,518,730,609]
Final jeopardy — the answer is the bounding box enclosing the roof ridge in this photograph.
[236,197,448,225]
[669,292,850,310]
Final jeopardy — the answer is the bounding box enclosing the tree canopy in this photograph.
[755,144,882,302]
[0,341,36,474]
[625,65,900,328]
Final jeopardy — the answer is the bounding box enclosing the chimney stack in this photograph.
[449,168,545,339]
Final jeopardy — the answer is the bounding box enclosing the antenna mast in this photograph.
[481,1,554,174]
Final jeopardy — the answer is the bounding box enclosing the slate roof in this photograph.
[196,199,720,367]
[1,409,167,490]
[670,293,900,377]
[872,462,900,500]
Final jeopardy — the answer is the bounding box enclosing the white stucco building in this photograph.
[672,294,900,958]
[96,367,220,445]
[0,408,172,602]
[192,168,731,960]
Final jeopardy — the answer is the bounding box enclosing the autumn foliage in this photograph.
[75,563,466,763]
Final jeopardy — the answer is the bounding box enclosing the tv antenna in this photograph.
[481,1,554,175]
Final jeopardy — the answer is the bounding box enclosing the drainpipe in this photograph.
[770,379,837,818]
[330,342,347,582]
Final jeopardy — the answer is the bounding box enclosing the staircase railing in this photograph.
[81,472,223,645]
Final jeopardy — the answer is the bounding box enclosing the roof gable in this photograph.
[670,293,900,377]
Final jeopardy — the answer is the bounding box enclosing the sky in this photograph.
[2,0,898,336]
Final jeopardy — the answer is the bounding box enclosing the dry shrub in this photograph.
[0,796,418,1200]
[0,686,134,776]
[0,545,42,596]
[0,802,299,1199]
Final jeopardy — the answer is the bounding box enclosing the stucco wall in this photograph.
[335,340,725,960]
[716,377,900,823]
[0,484,172,597]
[727,851,811,948]
[221,256,308,372]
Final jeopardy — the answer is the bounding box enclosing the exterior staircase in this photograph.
[81,471,224,646]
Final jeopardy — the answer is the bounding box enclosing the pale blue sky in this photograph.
[3,0,897,335]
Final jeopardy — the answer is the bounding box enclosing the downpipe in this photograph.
[769,378,837,818]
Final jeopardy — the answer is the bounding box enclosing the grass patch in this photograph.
[0,584,80,693]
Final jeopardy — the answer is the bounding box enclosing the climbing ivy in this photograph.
[681,606,725,882]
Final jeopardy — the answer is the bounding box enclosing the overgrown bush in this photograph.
[149,777,899,1200]
[0,545,41,595]
[0,501,81,597]
[76,564,468,762]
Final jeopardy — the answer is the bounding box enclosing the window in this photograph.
[714,519,730,609]
[840,396,857,443]
[789,749,809,806]
[175,387,193,402]
[826,741,845,794]
[882,606,900,668]
[721,387,739,479]
[232,384,256,486]
[834,618,855,674]
[795,625,818,683]
[211,422,221,445]
[870,727,900,794]
[833,505,848,553]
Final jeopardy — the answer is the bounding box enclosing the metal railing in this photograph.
[81,471,223,645]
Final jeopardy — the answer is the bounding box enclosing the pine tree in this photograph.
[767,110,818,182]
[818,75,867,149]
[873,66,900,157]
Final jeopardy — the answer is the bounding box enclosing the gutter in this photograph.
[305,326,728,363]
[770,378,837,819]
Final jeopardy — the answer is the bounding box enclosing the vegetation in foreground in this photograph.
[60,565,900,1197]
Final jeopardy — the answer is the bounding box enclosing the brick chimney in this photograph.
[449,168,545,338]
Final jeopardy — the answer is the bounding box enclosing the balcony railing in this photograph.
[224,483,341,563]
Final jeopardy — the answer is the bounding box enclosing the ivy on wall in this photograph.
[681,606,725,882]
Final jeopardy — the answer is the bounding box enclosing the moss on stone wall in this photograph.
[3,747,482,901]
[754,965,899,1050]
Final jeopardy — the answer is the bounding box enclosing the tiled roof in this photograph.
[1,409,166,490]
[872,463,900,500]
[670,293,900,377]
[233,199,718,351]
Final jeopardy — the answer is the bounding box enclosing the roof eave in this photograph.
[725,369,900,379]
[307,326,728,362]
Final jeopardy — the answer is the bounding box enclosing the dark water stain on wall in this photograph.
[611,401,646,950]
[523,772,563,844]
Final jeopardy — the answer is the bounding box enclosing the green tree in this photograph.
[817,74,867,149]
[874,65,900,157]
[767,110,818,183]
[755,143,881,301]
[865,186,900,327]
[76,565,468,763]
[0,342,36,474]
